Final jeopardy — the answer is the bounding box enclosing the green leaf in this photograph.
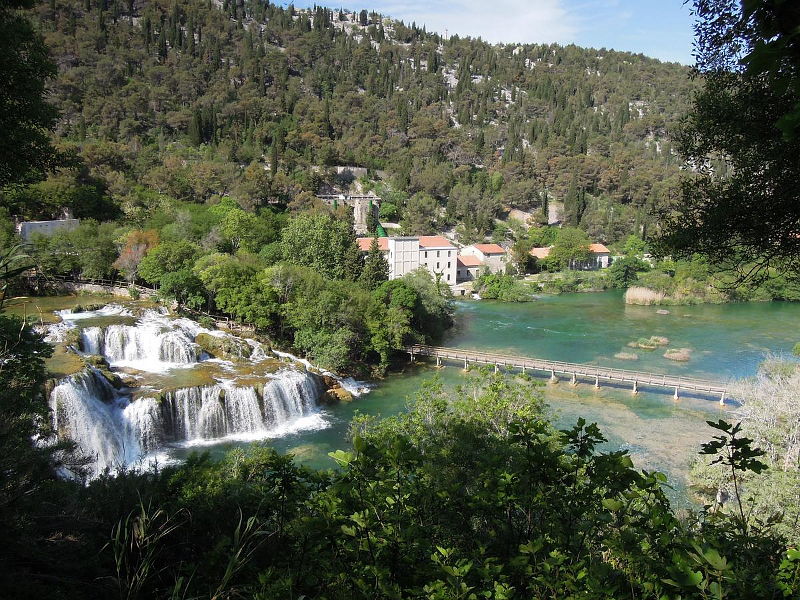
[328,450,353,466]
[602,498,624,512]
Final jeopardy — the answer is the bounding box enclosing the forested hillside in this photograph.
[14,0,695,242]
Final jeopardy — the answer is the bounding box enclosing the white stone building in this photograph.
[357,235,458,285]
[528,243,611,270]
[16,218,80,243]
[460,243,508,273]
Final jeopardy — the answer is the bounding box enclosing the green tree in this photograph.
[279,212,360,281]
[622,234,647,257]
[607,255,650,288]
[0,0,60,186]
[138,240,201,285]
[367,279,418,370]
[358,237,389,290]
[400,192,438,235]
[657,0,800,280]
[547,227,592,270]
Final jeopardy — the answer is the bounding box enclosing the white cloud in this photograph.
[371,0,577,45]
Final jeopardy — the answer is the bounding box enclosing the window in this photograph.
[446,274,450,281]
[424,251,427,258]
[447,261,451,268]
[436,262,440,269]
[448,251,451,257]
[437,250,440,257]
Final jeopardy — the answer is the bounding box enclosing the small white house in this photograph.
[571,243,611,270]
[16,218,80,243]
[529,243,611,270]
[460,243,507,273]
[456,255,484,282]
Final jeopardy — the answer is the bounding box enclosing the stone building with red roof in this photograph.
[460,243,508,273]
[356,235,458,285]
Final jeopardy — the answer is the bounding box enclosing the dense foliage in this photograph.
[0,361,797,599]
[0,0,61,186]
[2,0,696,245]
[657,0,800,280]
[691,359,800,546]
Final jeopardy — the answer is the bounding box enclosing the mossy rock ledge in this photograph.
[195,332,258,362]
[81,355,124,389]
[318,375,353,404]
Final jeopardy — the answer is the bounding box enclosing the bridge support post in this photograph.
[594,375,599,389]
[571,372,577,386]
[464,358,468,370]
[719,392,725,406]
[673,386,679,400]
[436,356,441,368]
[410,350,414,363]
[632,380,638,395]
[495,363,499,373]
[522,364,525,374]
[550,369,558,383]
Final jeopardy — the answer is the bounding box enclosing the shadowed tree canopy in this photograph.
[656,0,800,281]
[0,0,60,186]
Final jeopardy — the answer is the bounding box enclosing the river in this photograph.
[181,291,800,499]
[13,292,800,497]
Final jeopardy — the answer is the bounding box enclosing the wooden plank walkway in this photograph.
[405,345,731,404]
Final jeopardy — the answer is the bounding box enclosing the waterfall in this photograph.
[47,304,340,478]
[80,323,199,368]
[263,370,321,428]
[159,371,322,444]
[49,369,151,477]
[224,386,265,433]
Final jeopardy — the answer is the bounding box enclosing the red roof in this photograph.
[457,255,484,267]
[589,243,610,254]
[529,246,552,259]
[418,236,455,248]
[356,237,388,252]
[472,243,506,255]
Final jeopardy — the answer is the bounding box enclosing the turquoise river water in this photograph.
[181,291,800,498]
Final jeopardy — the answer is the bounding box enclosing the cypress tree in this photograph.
[188,110,202,146]
[359,236,389,290]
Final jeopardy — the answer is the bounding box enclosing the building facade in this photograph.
[460,244,507,273]
[357,235,458,285]
[16,218,80,243]
[456,255,484,282]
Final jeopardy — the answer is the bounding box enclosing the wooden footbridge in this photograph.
[406,345,731,404]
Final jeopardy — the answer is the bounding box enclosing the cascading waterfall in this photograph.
[50,368,325,477]
[81,323,199,367]
[50,369,150,477]
[161,371,322,443]
[47,304,350,478]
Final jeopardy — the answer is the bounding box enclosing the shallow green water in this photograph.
[183,292,800,500]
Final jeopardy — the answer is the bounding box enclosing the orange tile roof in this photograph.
[589,243,610,254]
[457,255,484,267]
[357,237,388,252]
[472,243,506,255]
[418,235,455,248]
[529,246,552,259]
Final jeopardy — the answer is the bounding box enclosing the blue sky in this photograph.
[287,1,696,65]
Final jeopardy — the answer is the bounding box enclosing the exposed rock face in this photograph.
[318,375,353,403]
[195,332,256,362]
[82,355,124,388]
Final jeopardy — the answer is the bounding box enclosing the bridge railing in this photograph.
[406,344,729,392]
